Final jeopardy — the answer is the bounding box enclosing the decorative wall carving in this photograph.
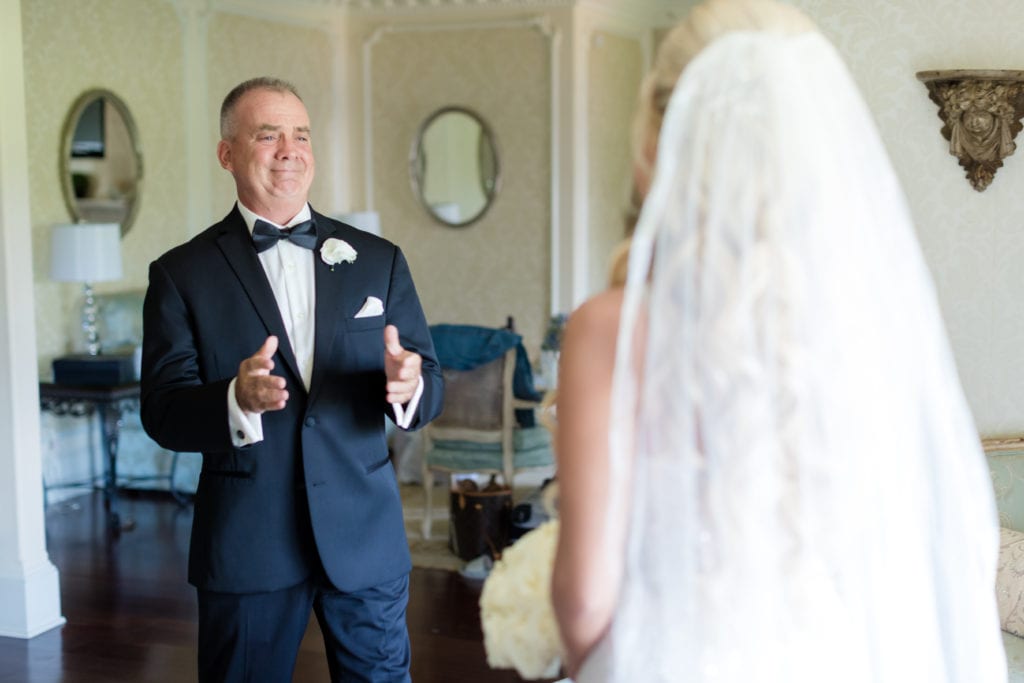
[917,70,1024,191]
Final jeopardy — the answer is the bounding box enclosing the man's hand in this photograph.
[384,325,421,404]
[235,336,289,413]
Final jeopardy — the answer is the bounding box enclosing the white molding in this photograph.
[194,0,682,26]
[571,17,590,307]
[361,16,561,307]
[361,24,387,210]
[166,0,680,27]
[330,0,573,10]
[330,15,352,215]
[0,0,63,639]
[0,563,65,638]
[174,0,214,235]
[547,22,562,316]
[209,0,348,27]
[161,0,350,31]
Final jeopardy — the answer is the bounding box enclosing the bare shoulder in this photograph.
[561,288,624,373]
[564,288,624,344]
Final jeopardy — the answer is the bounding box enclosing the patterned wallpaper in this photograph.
[206,12,334,222]
[22,0,335,369]
[794,0,1024,435]
[20,0,1024,434]
[587,29,642,295]
[23,0,186,368]
[366,22,551,354]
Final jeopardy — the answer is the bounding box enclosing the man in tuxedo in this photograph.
[140,76,443,682]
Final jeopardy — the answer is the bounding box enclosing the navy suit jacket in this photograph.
[140,206,443,594]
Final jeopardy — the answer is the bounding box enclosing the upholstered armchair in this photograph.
[421,340,553,540]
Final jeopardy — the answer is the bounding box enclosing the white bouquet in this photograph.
[479,519,564,679]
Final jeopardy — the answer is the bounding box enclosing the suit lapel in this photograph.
[309,214,366,405]
[215,208,304,387]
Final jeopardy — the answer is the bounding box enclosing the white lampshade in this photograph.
[50,223,123,283]
[336,211,381,236]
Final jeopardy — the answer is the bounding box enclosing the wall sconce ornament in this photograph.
[916,70,1024,191]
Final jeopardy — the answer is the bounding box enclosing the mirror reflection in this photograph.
[60,89,143,235]
[410,106,499,227]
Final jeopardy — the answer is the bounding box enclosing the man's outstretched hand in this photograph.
[235,335,289,413]
[384,325,421,404]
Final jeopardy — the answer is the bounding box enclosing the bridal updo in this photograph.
[614,0,818,287]
[632,0,816,182]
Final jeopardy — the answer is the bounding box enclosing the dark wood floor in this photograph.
[0,491,551,682]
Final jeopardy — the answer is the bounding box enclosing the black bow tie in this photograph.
[252,218,317,253]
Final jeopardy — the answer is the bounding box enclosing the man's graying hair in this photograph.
[220,77,303,140]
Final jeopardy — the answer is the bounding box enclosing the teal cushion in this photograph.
[989,450,1024,530]
[432,426,551,453]
[425,444,553,472]
[1005,631,1024,683]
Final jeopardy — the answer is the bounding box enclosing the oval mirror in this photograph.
[59,89,143,236]
[409,106,499,228]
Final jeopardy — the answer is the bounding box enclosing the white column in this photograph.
[570,7,592,309]
[177,0,213,236]
[0,0,65,638]
[329,14,353,214]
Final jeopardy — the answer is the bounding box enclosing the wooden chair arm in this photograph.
[512,398,542,410]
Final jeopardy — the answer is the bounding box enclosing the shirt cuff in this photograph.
[227,377,264,447]
[392,375,424,429]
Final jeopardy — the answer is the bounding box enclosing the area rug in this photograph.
[401,483,465,572]
[401,483,543,572]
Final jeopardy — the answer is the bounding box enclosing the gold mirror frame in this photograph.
[409,106,500,228]
[59,89,144,235]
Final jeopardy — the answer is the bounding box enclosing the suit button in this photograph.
[235,430,244,440]
[305,416,317,427]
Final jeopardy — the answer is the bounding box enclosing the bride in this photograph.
[551,0,1007,681]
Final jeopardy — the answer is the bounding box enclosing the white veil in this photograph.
[605,31,1006,682]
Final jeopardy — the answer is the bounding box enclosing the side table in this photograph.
[39,381,140,532]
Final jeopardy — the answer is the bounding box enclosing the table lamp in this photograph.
[50,222,123,355]
[336,210,381,236]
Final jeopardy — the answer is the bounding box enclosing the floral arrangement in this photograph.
[541,313,568,352]
[479,519,563,679]
[320,238,357,270]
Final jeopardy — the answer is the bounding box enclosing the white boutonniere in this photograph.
[320,238,357,271]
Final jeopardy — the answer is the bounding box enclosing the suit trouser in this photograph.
[197,571,411,683]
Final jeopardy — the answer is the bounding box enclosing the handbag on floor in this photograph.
[449,476,512,561]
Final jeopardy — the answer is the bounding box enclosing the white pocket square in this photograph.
[354,296,384,318]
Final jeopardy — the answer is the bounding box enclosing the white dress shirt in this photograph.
[227,201,422,447]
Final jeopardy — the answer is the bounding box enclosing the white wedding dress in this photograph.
[578,29,1007,683]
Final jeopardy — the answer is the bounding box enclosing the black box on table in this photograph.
[52,353,135,386]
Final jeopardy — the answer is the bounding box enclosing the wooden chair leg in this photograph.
[422,467,435,540]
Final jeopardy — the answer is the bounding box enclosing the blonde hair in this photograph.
[608,240,631,288]
[631,0,816,184]
[612,0,816,286]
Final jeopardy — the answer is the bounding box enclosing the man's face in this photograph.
[217,88,315,219]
